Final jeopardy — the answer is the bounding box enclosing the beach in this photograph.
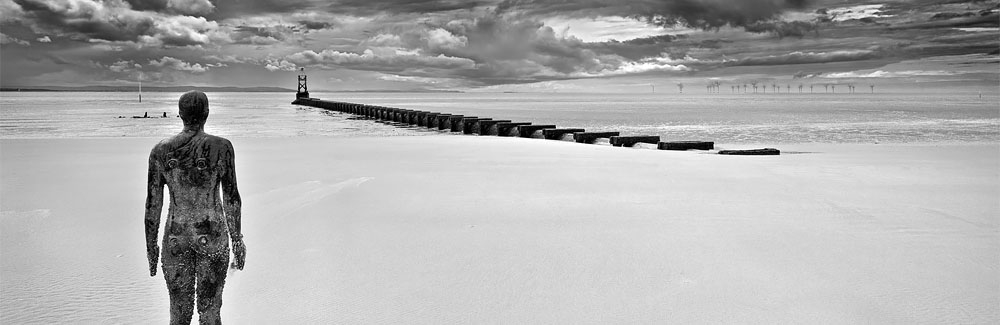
[2,135,997,323]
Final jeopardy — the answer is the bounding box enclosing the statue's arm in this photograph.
[221,140,245,270]
[144,147,165,276]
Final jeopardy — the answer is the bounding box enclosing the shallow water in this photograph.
[1,91,997,143]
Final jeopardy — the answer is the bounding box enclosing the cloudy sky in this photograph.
[1,0,997,91]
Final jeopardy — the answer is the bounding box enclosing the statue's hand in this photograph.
[147,244,159,277]
[231,239,246,270]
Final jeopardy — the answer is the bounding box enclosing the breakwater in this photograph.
[292,97,779,155]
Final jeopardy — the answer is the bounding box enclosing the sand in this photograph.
[1,136,998,323]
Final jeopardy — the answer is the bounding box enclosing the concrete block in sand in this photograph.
[448,115,467,132]
[573,132,620,144]
[462,118,491,134]
[406,111,420,124]
[659,141,715,151]
[542,128,585,140]
[436,115,454,130]
[718,148,781,155]
[416,112,434,126]
[610,136,660,147]
[495,122,532,137]
[517,125,557,138]
[474,120,509,135]
[426,113,445,128]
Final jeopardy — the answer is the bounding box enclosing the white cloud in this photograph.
[264,58,298,72]
[377,74,445,84]
[543,16,674,42]
[166,0,214,16]
[108,60,136,72]
[149,15,225,46]
[572,56,691,77]
[0,33,30,46]
[149,56,211,73]
[286,48,476,71]
[36,36,51,42]
[15,0,225,47]
[826,70,959,78]
[425,28,467,50]
[366,33,403,47]
[0,0,24,23]
[826,5,892,22]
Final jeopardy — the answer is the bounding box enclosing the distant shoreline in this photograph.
[0,87,464,93]
[0,86,294,92]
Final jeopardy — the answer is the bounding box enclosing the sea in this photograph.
[1,91,998,143]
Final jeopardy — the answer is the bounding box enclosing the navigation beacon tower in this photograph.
[296,67,309,99]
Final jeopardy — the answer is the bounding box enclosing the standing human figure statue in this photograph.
[145,91,246,324]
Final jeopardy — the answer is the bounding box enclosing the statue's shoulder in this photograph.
[202,134,234,149]
[150,136,177,156]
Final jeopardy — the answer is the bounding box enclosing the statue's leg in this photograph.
[162,236,196,325]
[195,235,230,325]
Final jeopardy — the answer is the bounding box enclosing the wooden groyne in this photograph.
[292,97,777,155]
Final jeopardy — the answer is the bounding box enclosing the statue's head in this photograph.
[179,91,209,127]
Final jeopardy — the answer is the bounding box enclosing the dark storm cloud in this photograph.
[426,14,616,80]
[14,0,155,42]
[206,0,317,19]
[123,0,214,15]
[201,0,498,19]
[631,0,811,30]
[744,20,818,38]
[299,20,334,30]
[891,13,999,30]
[122,0,169,12]
[321,0,496,15]
[11,0,223,46]
[230,25,289,44]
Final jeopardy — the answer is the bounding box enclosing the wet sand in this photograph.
[1,136,998,323]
